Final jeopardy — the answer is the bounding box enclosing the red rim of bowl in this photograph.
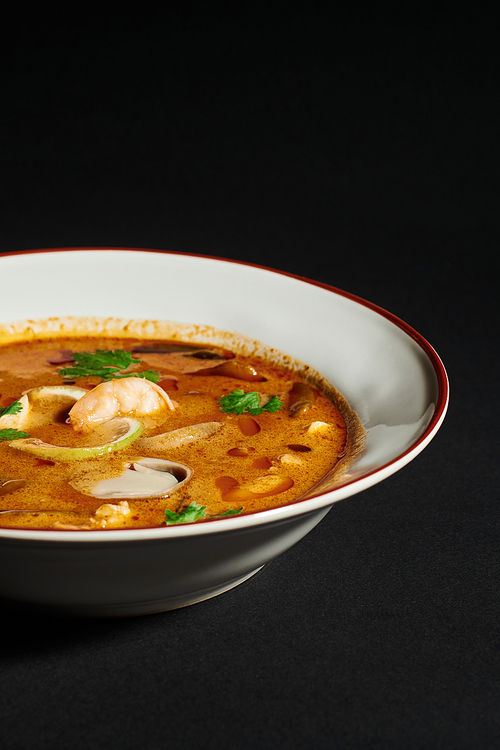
[0,247,449,531]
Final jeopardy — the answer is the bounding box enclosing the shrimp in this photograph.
[68,378,176,433]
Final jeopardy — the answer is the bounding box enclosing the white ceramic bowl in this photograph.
[0,249,448,616]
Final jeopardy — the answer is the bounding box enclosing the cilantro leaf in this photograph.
[218,389,283,416]
[164,502,244,525]
[0,401,30,440]
[58,350,160,383]
[112,369,161,384]
[0,428,30,441]
[212,508,243,518]
[0,400,23,419]
[164,502,207,524]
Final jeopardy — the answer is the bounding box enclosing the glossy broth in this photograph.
[0,330,360,530]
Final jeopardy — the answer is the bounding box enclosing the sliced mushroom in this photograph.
[277,454,304,466]
[288,382,317,418]
[237,416,261,436]
[0,479,27,496]
[88,458,192,499]
[201,361,266,381]
[137,421,223,450]
[304,421,332,434]
[135,347,231,374]
[216,473,294,503]
[0,509,91,529]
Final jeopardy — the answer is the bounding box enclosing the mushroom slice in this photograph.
[137,421,223,450]
[277,453,303,466]
[0,479,27,496]
[305,421,332,435]
[288,382,316,417]
[89,458,192,499]
[217,473,294,504]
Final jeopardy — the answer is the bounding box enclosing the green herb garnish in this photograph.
[58,350,161,383]
[164,503,243,524]
[0,401,23,419]
[111,369,161,383]
[0,401,30,441]
[212,508,243,518]
[0,428,30,441]
[218,389,283,416]
[165,502,207,524]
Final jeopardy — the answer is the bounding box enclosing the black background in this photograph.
[0,9,498,749]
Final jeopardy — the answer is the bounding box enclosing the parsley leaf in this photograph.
[165,502,207,524]
[0,428,30,441]
[218,389,283,416]
[0,401,23,419]
[58,350,161,383]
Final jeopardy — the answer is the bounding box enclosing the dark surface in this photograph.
[0,11,498,750]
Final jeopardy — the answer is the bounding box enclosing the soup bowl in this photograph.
[0,249,448,616]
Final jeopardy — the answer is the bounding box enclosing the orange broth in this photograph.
[0,331,361,530]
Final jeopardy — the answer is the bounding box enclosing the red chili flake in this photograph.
[35,459,56,467]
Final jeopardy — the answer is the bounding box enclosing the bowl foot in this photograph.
[1,566,265,618]
[76,566,265,617]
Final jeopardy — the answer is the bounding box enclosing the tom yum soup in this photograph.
[0,318,364,530]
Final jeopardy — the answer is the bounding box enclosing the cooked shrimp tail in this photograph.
[68,378,176,433]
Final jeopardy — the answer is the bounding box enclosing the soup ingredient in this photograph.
[28,385,89,401]
[218,389,283,416]
[91,467,177,499]
[305,421,331,434]
[68,377,175,432]
[92,500,131,528]
[83,457,191,499]
[58,350,161,383]
[137,421,223,450]
[0,398,28,422]
[0,398,31,440]
[165,502,207,524]
[0,427,30,442]
[0,386,88,442]
[237,416,261,435]
[0,328,358,530]
[11,417,144,461]
[216,473,294,504]
[164,502,244,524]
[215,508,244,517]
[0,479,27,495]
[203,360,266,381]
[288,382,317,417]
[132,345,231,374]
